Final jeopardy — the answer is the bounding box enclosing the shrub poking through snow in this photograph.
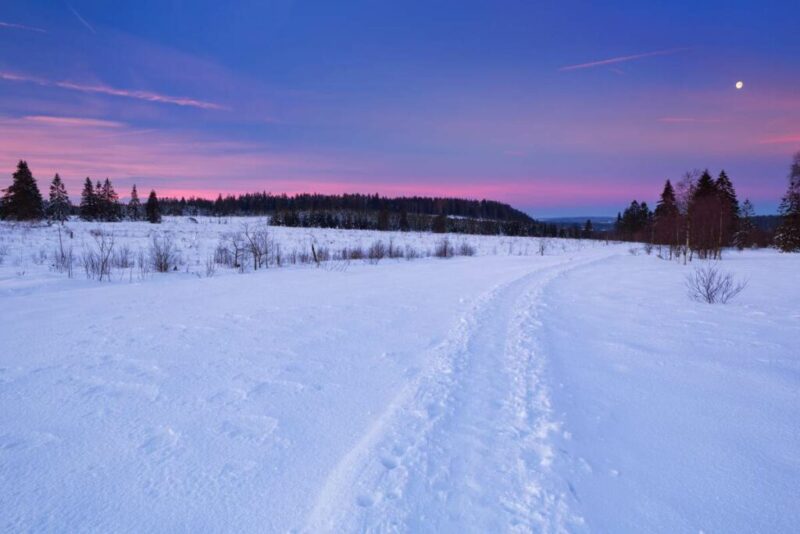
[435,238,453,258]
[148,234,179,273]
[686,264,747,304]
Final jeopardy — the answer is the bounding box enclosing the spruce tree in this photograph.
[146,190,162,223]
[716,170,739,248]
[0,160,44,220]
[654,180,679,252]
[128,184,141,220]
[775,152,800,252]
[689,170,720,258]
[736,199,756,250]
[47,173,71,222]
[79,177,98,220]
[99,178,120,221]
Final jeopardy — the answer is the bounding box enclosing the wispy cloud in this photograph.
[658,117,722,124]
[24,115,124,128]
[758,134,800,145]
[0,70,226,110]
[0,21,47,33]
[67,3,96,34]
[559,48,690,72]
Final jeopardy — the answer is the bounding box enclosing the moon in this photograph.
[735,81,744,90]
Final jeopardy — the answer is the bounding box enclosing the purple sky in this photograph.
[1,1,798,216]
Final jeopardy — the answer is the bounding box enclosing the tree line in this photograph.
[0,161,162,223]
[611,152,800,255]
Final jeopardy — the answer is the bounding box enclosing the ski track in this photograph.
[305,254,610,533]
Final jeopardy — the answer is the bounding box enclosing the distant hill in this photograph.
[541,216,616,231]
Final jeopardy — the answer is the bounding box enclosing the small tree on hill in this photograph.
[79,177,98,220]
[146,190,162,223]
[47,173,71,222]
[128,184,141,220]
[775,152,800,252]
[1,160,44,220]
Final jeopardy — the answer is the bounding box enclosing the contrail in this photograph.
[559,48,690,71]
[0,21,47,33]
[67,3,96,34]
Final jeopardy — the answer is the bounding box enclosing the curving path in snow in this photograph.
[306,256,607,533]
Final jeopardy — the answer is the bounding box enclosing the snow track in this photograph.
[306,257,601,533]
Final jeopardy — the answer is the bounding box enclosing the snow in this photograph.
[1,218,798,532]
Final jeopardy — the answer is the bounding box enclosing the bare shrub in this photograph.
[81,232,115,281]
[686,265,748,304]
[204,254,216,277]
[434,238,453,258]
[538,237,548,256]
[112,244,135,269]
[52,227,74,277]
[628,247,640,256]
[243,222,271,270]
[148,234,179,273]
[218,231,248,271]
[367,241,386,264]
[457,241,476,256]
[404,245,420,260]
[32,247,47,265]
[0,243,8,265]
[387,239,403,259]
[644,242,654,255]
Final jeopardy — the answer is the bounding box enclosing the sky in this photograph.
[1,1,798,217]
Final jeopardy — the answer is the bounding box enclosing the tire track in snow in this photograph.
[304,254,611,533]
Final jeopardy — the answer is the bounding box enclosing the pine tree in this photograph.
[689,170,720,258]
[0,160,44,220]
[47,173,71,222]
[775,152,800,252]
[128,184,141,220]
[99,178,120,221]
[79,177,98,220]
[146,190,162,223]
[654,180,679,255]
[715,170,739,249]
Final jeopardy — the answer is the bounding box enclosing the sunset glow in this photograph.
[1,2,798,216]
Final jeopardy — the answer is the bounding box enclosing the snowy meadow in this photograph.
[1,217,798,532]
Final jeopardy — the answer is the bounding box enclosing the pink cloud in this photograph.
[758,134,800,145]
[559,48,689,72]
[0,70,225,110]
[24,115,125,128]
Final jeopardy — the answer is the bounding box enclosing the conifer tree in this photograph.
[654,179,679,256]
[775,152,800,252]
[1,160,44,220]
[715,170,739,249]
[146,190,162,223]
[79,177,98,220]
[47,173,71,222]
[689,170,720,258]
[736,199,756,250]
[99,178,120,221]
[128,184,141,220]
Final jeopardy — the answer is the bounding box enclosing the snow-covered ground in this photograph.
[1,219,798,532]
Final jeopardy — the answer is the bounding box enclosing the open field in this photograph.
[1,218,798,532]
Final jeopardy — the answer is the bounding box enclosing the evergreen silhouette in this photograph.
[1,161,44,220]
[79,177,98,220]
[47,173,71,222]
[775,152,800,252]
[146,190,162,223]
[128,185,141,220]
